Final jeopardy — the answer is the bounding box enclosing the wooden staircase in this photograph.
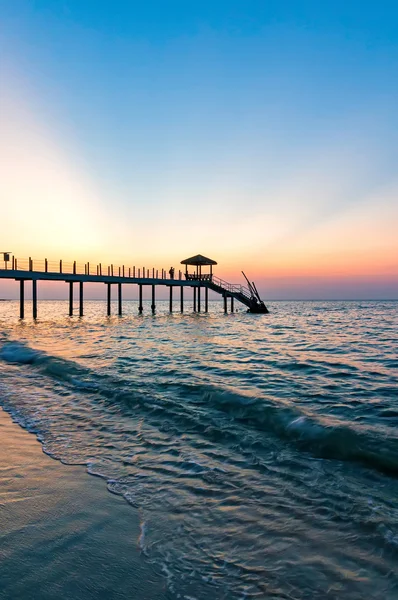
[206,275,269,313]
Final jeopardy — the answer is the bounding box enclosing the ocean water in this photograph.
[0,299,397,599]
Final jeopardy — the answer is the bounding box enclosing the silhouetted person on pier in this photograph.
[169,267,175,279]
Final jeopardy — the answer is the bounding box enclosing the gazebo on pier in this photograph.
[181,254,217,281]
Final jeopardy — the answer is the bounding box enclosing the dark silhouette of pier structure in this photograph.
[0,253,268,319]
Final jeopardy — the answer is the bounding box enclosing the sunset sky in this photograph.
[1,1,397,299]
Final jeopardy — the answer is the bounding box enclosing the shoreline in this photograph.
[0,407,165,600]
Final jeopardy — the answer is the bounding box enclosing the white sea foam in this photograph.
[138,520,147,551]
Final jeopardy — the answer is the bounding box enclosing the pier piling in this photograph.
[19,280,25,319]
[198,287,201,312]
[32,280,37,319]
[193,287,197,312]
[107,283,111,316]
[224,294,228,314]
[139,284,143,313]
[231,296,234,313]
[151,285,156,313]
[79,282,83,317]
[180,286,184,313]
[205,287,208,313]
[118,283,122,316]
[169,286,173,312]
[69,282,74,316]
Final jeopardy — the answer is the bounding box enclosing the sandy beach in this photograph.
[0,407,164,600]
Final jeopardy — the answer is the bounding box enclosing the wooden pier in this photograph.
[0,253,268,319]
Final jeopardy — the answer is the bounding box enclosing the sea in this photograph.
[0,299,397,599]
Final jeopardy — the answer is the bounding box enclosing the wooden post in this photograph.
[180,286,184,313]
[224,293,227,314]
[32,280,37,319]
[133,266,135,277]
[129,268,131,277]
[198,287,201,312]
[60,260,62,274]
[193,287,197,312]
[73,261,76,275]
[19,280,24,319]
[12,256,15,270]
[107,283,111,316]
[118,283,122,316]
[231,296,234,313]
[151,285,156,313]
[69,281,73,316]
[45,258,48,272]
[79,282,83,317]
[205,286,208,313]
[169,286,173,313]
[139,284,143,313]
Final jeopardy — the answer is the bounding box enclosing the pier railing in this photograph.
[3,257,185,280]
[211,275,251,299]
[2,258,247,293]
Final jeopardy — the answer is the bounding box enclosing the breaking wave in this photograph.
[1,339,397,476]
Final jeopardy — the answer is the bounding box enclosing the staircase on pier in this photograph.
[205,276,269,313]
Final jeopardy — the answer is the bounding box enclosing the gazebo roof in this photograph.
[180,254,217,266]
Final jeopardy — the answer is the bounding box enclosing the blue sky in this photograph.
[1,0,397,298]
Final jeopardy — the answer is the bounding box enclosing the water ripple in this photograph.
[0,300,398,599]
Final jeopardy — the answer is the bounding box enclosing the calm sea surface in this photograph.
[0,300,397,599]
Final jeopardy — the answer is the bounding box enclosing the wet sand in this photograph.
[0,407,165,600]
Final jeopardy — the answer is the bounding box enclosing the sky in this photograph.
[0,0,397,299]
